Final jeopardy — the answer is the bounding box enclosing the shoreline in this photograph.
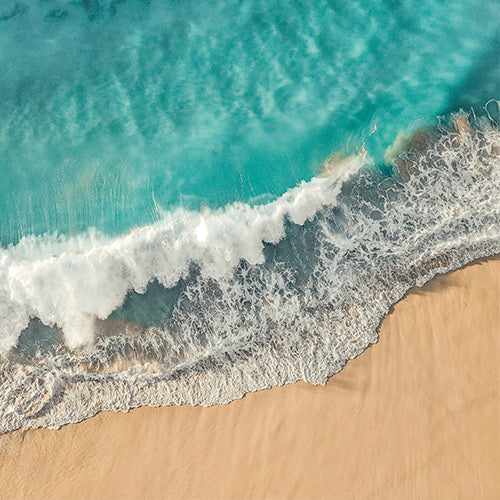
[1,256,499,499]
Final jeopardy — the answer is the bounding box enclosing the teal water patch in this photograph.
[1,117,499,432]
[0,0,498,244]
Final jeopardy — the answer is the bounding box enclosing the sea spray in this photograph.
[0,155,361,351]
[1,114,499,433]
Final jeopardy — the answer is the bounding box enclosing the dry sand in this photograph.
[0,258,499,500]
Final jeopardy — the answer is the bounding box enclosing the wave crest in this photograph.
[0,155,362,350]
[1,113,500,433]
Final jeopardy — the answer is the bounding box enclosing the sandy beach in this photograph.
[0,257,499,500]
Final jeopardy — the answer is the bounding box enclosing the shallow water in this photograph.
[0,0,499,432]
[1,0,499,242]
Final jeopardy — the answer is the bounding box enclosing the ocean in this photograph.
[0,0,499,432]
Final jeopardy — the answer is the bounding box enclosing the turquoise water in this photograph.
[1,0,499,244]
[1,0,500,433]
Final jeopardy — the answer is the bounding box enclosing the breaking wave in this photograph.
[1,110,499,433]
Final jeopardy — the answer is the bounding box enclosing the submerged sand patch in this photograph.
[0,258,499,500]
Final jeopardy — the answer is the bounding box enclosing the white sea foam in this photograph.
[0,154,363,351]
[0,114,500,434]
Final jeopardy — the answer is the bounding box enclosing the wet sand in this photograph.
[1,258,499,500]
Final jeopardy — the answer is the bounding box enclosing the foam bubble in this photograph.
[0,115,499,433]
[0,154,363,350]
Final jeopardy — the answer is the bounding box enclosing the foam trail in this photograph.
[0,114,499,434]
[0,155,362,350]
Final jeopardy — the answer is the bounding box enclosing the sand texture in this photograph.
[0,258,499,500]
